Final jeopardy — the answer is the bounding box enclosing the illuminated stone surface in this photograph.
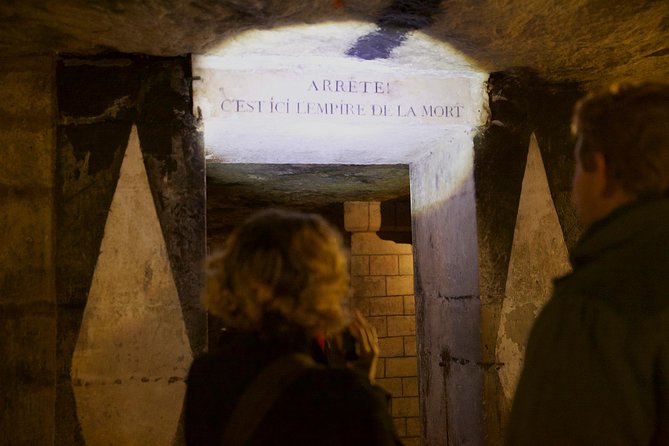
[71,126,192,446]
[410,133,481,445]
[192,23,488,165]
[497,133,570,403]
[1,3,667,85]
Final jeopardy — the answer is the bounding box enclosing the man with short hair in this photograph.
[506,82,669,445]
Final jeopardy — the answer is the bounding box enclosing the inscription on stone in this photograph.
[217,78,465,121]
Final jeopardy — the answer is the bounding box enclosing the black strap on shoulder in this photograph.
[221,353,318,445]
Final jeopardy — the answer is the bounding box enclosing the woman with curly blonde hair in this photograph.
[185,208,401,446]
[204,208,350,337]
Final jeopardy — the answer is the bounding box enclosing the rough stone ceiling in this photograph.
[2,1,667,231]
[1,0,668,85]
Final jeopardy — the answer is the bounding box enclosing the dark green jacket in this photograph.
[507,198,669,445]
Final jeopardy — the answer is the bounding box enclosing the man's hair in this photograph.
[204,208,349,336]
[572,81,669,197]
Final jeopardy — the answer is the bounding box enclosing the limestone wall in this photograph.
[410,132,483,446]
[0,56,57,445]
[0,56,587,446]
[474,71,584,445]
[54,54,206,446]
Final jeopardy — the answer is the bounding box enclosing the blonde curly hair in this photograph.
[204,208,350,336]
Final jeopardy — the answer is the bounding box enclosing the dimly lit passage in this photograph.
[1,2,667,446]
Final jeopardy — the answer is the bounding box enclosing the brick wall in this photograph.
[344,201,420,446]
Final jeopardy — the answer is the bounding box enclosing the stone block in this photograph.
[368,316,388,337]
[0,58,54,188]
[1,130,54,189]
[386,357,417,377]
[406,417,421,436]
[387,275,414,296]
[0,307,56,444]
[370,255,399,275]
[350,255,369,276]
[377,377,403,396]
[387,315,416,336]
[351,232,412,255]
[404,295,415,314]
[375,358,385,379]
[352,297,370,316]
[369,202,381,231]
[0,194,51,265]
[402,437,422,446]
[1,385,56,444]
[404,336,417,356]
[403,377,419,396]
[351,276,386,297]
[344,201,369,231]
[399,254,414,275]
[0,194,53,304]
[1,269,52,305]
[370,296,404,316]
[411,151,480,297]
[378,336,404,357]
[393,417,407,437]
[392,397,420,417]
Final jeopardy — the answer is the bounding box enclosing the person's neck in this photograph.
[582,189,637,231]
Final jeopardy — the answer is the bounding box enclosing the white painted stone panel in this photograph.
[71,126,192,446]
[192,24,488,165]
[496,133,571,403]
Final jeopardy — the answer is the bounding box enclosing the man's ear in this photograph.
[593,152,623,198]
[592,151,638,205]
[594,152,635,203]
[591,152,614,197]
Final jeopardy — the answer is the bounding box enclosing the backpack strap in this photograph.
[221,353,317,445]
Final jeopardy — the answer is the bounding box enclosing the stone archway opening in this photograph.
[195,20,488,446]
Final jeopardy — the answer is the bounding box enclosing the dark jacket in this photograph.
[507,197,669,446]
[185,330,401,446]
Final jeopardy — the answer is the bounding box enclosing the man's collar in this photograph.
[571,196,669,266]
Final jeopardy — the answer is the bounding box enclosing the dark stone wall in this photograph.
[473,69,584,445]
[55,54,205,445]
[0,56,57,446]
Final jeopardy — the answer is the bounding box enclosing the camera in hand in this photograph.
[341,328,360,361]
